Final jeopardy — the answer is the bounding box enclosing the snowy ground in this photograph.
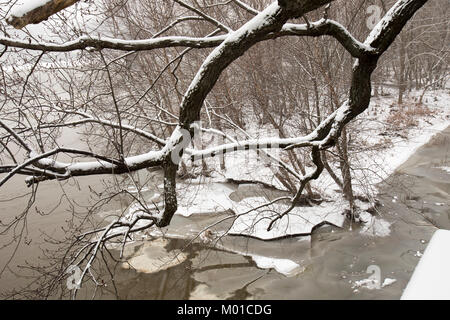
[401,229,450,299]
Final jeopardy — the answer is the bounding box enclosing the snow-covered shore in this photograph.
[350,88,450,188]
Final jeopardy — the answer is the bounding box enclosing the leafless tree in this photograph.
[0,0,436,297]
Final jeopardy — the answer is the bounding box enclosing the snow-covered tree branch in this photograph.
[1,0,440,298]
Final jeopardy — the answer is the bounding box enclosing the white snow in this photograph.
[401,229,450,300]
[126,186,152,193]
[439,167,450,174]
[249,255,303,276]
[352,278,380,290]
[359,211,392,237]
[414,251,422,258]
[283,20,376,54]
[220,153,287,191]
[7,0,52,19]
[352,276,396,290]
[216,246,304,276]
[228,196,346,240]
[381,121,449,175]
[382,278,397,287]
[176,182,235,217]
[335,88,450,199]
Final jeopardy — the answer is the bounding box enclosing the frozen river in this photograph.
[0,126,449,299]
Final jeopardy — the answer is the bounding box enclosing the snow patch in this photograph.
[250,255,304,276]
[352,276,397,290]
[359,212,391,237]
[438,167,450,174]
[402,229,450,300]
[176,182,235,217]
[352,277,380,290]
[228,197,346,240]
[382,278,397,287]
[7,0,52,20]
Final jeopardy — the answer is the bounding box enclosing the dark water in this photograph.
[0,126,449,299]
[0,129,144,297]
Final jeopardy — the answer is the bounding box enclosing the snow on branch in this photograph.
[0,35,227,52]
[1,2,364,61]
[20,148,165,185]
[6,0,81,29]
[280,19,378,58]
[232,0,260,15]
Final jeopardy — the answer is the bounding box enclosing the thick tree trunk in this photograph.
[158,160,178,227]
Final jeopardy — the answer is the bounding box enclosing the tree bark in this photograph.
[158,160,178,227]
